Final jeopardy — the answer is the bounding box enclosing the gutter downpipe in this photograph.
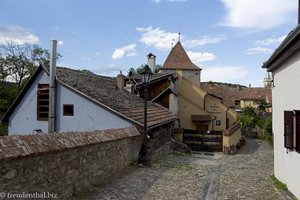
[48,40,57,133]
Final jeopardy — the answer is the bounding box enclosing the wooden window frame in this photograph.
[37,84,49,121]
[63,104,74,116]
[295,111,300,153]
[284,110,300,153]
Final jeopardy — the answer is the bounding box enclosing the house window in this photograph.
[63,104,74,116]
[284,111,293,150]
[37,84,49,121]
[216,120,221,126]
[284,110,300,153]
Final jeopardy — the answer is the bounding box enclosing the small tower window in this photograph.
[63,104,74,116]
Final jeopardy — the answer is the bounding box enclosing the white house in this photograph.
[262,24,300,199]
[1,65,178,135]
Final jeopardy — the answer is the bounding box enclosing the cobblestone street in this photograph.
[73,139,293,200]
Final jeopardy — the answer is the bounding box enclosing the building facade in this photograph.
[262,24,300,199]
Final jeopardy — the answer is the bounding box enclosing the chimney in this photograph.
[48,40,57,133]
[147,53,156,74]
[249,84,251,88]
[116,72,125,90]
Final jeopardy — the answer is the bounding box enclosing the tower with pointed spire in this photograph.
[160,41,202,85]
[263,71,272,88]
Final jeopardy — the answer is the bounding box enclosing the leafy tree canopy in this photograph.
[0,41,61,91]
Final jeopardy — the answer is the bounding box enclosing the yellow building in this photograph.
[160,42,241,153]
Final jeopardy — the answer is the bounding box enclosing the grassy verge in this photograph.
[271,175,287,191]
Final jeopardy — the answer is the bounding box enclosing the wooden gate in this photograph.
[183,129,223,152]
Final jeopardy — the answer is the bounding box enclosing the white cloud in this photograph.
[255,35,286,46]
[0,25,39,44]
[186,51,216,63]
[185,36,225,47]
[94,64,124,77]
[202,66,248,83]
[95,51,100,56]
[245,47,272,54]
[220,0,296,30]
[112,43,137,59]
[58,40,64,46]
[245,35,286,55]
[136,26,180,51]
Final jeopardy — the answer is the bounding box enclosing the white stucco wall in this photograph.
[56,84,131,132]
[272,51,300,199]
[8,69,132,135]
[9,71,49,134]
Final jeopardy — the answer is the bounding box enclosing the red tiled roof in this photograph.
[200,83,240,108]
[1,66,178,129]
[55,67,178,129]
[200,83,272,107]
[162,42,201,71]
[239,88,271,101]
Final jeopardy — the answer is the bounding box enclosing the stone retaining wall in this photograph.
[0,126,142,199]
[149,123,173,160]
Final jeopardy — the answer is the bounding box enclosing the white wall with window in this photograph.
[272,51,300,199]
[9,71,49,134]
[8,70,132,135]
[55,84,131,132]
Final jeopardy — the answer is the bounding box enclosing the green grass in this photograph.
[271,175,288,191]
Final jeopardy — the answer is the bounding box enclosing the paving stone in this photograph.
[73,139,293,200]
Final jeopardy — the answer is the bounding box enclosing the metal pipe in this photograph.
[48,40,57,133]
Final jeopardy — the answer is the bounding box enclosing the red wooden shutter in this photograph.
[284,111,294,150]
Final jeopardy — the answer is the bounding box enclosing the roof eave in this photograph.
[1,66,43,123]
[148,117,179,130]
[262,24,300,71]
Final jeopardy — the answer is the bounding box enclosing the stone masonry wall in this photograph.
[0,126,142,199]
[149,123,173,160]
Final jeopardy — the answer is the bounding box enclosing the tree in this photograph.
[0,57,9,82]
[132,64,162,75]
[237,106,258,128]
[0,41,60,91]
[128,67,136,76]
[257,99,268,113]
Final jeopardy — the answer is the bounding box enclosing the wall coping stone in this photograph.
[224,123,242,136]
[0,126,140,160]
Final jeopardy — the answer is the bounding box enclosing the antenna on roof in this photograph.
[178,32,181,42]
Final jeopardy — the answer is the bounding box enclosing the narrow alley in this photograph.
[73,139,293,200]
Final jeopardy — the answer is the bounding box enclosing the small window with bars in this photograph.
[37,84,49,121]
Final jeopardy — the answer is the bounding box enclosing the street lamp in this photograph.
[139,64,153,165]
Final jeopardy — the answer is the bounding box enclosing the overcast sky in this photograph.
[0,0,298,86]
